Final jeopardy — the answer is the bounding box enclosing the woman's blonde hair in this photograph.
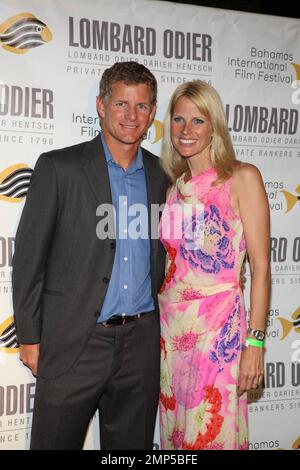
[160,80,236,184]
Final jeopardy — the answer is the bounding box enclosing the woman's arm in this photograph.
[232,163,271,396]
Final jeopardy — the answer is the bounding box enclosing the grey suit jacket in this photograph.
[12,135,170,378]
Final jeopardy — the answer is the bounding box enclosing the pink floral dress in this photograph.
[158,167,249,450]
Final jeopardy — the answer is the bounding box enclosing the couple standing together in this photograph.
[12,62,270,450]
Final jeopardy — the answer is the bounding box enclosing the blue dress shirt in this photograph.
[98,133,154,322]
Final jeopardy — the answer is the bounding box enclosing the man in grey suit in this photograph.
[12,62,169,450]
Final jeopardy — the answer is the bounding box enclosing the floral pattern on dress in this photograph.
[179,204,235,274]
[159,242,177,294]
[158,167,248,450]
[209,295,241,372]
[182,386,224,450]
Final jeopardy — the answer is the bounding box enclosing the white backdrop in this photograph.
[0,0,300,450]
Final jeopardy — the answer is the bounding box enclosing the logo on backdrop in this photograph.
[147,119,163,144]
[0,164,33,202]
[277,307,300,340]
[291,62,300,81]
[281,185,300,213]
[0,316,18,353]
[291,436,300,450]
[66,16,213,83]
[266,182,300,213]
[264,180,284,212]
[0,84,54,145]
[227,47,294,84]
[72,112,163,144]
[270,236,300,287]
[291,62,300,105]
[277,436,300,450]
[225,104,298,135]
[0,12,52,54]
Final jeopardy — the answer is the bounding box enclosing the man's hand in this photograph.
[19,343,40,376]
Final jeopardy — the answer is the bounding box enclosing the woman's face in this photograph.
[171,96,213,161]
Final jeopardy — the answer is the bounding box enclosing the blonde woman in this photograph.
[158,81,270,450]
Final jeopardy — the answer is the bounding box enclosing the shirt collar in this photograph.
[100,132,144,172]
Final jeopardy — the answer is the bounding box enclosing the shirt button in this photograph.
[124,284,128,289]
[102,277,110,284]
[110,241,116,249]
[124,257,128,261]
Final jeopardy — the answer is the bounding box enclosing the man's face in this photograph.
[97,82,156,147]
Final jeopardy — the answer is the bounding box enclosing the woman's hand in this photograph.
[237,345,264,397]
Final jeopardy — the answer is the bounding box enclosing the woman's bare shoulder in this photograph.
[232,161,263,185]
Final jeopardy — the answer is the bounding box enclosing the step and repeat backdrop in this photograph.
[0,0,299,450]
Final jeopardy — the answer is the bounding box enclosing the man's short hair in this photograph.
[99,61,157,104]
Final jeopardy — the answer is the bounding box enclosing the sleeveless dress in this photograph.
[158,167,249,450]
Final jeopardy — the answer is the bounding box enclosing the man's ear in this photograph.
[148,104,157,126]
[150,104,157,121]
[96,96,105,118]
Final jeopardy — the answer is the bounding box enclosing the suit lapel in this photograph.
[82,135,115,239]
[82,135,113,207]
